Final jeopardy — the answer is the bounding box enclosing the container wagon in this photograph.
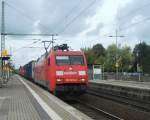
[23,60,36,80]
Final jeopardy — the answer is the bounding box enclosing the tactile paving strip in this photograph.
[0,76,50,120]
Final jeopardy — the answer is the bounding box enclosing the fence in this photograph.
[104,72,150,82]
[88,64,104,80]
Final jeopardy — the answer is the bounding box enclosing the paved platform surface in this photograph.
[0,75,92,120]
[90,79,150,90]
[89,79,150,101]
[0,75,51,120]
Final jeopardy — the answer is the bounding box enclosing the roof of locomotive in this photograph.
[51,50,84,55]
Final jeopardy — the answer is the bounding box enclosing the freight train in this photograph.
[19,44,88,96]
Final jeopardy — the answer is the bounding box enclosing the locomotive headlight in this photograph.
[81,78,85,82]
[79,71,86,75]
[56,71,64,76]
[57,79,62,82]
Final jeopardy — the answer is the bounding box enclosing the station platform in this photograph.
[0,75,92,120]
[89,80,150,101]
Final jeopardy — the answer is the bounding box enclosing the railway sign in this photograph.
[115,62,119,68]
[1,49,8,57]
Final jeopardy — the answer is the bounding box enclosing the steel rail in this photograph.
[75,100,124,120]
[87,90,150,112]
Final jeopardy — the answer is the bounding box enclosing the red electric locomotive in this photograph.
[34,44,88,95]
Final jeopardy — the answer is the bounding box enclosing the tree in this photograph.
[82,44,106,65]
[92,44,106,57]
[105,44,133,72]
[133,42,150,73]
[105,44,117,71]
[84,48,97,64]
[119,46,133,71]
[82,43,133,72]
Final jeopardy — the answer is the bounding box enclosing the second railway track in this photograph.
[66,100,123,120]
[76,92,150,120]
[87,90,150,112]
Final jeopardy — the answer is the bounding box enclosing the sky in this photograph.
[0,0,150,67]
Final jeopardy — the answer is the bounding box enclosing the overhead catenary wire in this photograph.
[13,39,42,53]
[4,1,57,52]
[117,3,150,31]
[4,33,57,36]
[58,0,97,34]
[3,1,58,55]
[5,38,40,41]
[103,2,150,40]
[118,2,150,21]
[65,0,82,19]
[22,47,44,49]
[13,46,44,53]
[5,0,150,48]
[52,0,82,33]
[5,1,150,35]
[116,1,150,32]
[5,1,50,34]
[101,1,150,39]
[119,16,150,32]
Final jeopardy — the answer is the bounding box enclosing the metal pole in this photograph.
[51,34,57,49]
[102,65,104,80]
[116,30,118,80]
[108,30,125,80]
[1,0,5,79]
[42,33,57,53]
[52,35,54,49]
[137,50,141,82]
[93,65,94,80]
[1,0,5,53]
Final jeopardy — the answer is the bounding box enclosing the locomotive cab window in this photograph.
[56,55,84,65]
[70,55,84,65]
[56,56,70,65]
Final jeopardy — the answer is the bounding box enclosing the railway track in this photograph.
[66,100,123,120]
[87,90,150,112]
[77,90,150,120]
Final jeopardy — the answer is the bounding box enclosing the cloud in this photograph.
[39,0,103,35]
[117,0,150,44]
[0,0,41,33]
[0,0,104,35]
[3,0,150,67]
[0,0,104,68]
[86,23,104,36]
